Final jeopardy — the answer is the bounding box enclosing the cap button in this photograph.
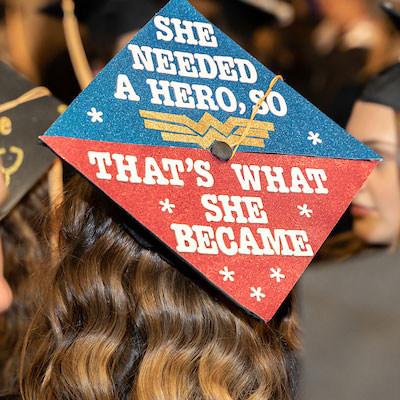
[210,141,233,161]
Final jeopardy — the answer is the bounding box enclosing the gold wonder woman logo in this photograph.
[140,110,274,149]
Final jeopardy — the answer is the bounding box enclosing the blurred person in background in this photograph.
[318,1,400,255]
[270,0,320,103]
[297,0,400,251]
[41,0,293,94]
[0,177,51,395]
[301,7,400,400]
[245,0,296,78]
[347,1,400,248]
[38,0,160,102]
[0,60,63,395]
[310,0,394,128]
[301,9,400,399]
[2,0,297,107]
[0,3,10,65]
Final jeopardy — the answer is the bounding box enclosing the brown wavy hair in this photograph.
[21,174,300,400]
[0,176,50,395]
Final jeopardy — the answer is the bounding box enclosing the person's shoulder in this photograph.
[361,62,400,111]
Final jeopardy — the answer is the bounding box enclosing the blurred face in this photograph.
[347,101,400,245]
[0,158,12,312]
[316,0,364,25]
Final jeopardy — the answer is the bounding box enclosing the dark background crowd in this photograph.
[0,1,399,400]
[2,0,399,124]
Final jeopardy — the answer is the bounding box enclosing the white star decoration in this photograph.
[250,287,266,302]
[87,107,103,123]
[297,203,313,218]
[159,199,175,214]
[219,266,235,282]
[307,131,322,145]
[270,267,285,283]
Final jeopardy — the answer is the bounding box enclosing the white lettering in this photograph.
[194,53,218,79]
[290,167,314,194]
[241,197,268,224]
[261,166,290,193]
[239,227,263,255]
[154,15,174,42]
[128,44,154,71]
[306,168,329,194]
[88,151,112,180]
[231,164,261,191]
[174,51,199,78]
[162,158,185,186]
[143,157,169,186]
[153,48,177,75]
[217,195,247,224]
[215,87,237,113]
[194,160,214,187]
[234,58,257,84]
[146,79,175,106]
[112,154,142,183]
[201,194,223,222]
[215,227,237,256]
[193,21,218,47]
[214,56,239,82]
[192,84,219,111]
[171,18,198,45]
[257,228,293,256]
[114,74,140,101]
[192,225,218,254]
[171,224,197,253]
[170,81,196,109]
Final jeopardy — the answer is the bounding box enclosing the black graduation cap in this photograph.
[361,62,400,111]
[0,61,63,219]
[41,0,159,41]
[235,0,294,26]
[381,1,400,30]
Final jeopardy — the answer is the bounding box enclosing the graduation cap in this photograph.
[41,0,380,322]
[213,0,290,38]
[41,0,159,41]
[381,1,400,31]
[361,62,400,111]
[0,61,63,219]
[237,0,294,26]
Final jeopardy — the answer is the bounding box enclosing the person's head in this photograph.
[347,100,400,246]
[0,175,50,393]
[343,3,400,248]
[20,174,300,400]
